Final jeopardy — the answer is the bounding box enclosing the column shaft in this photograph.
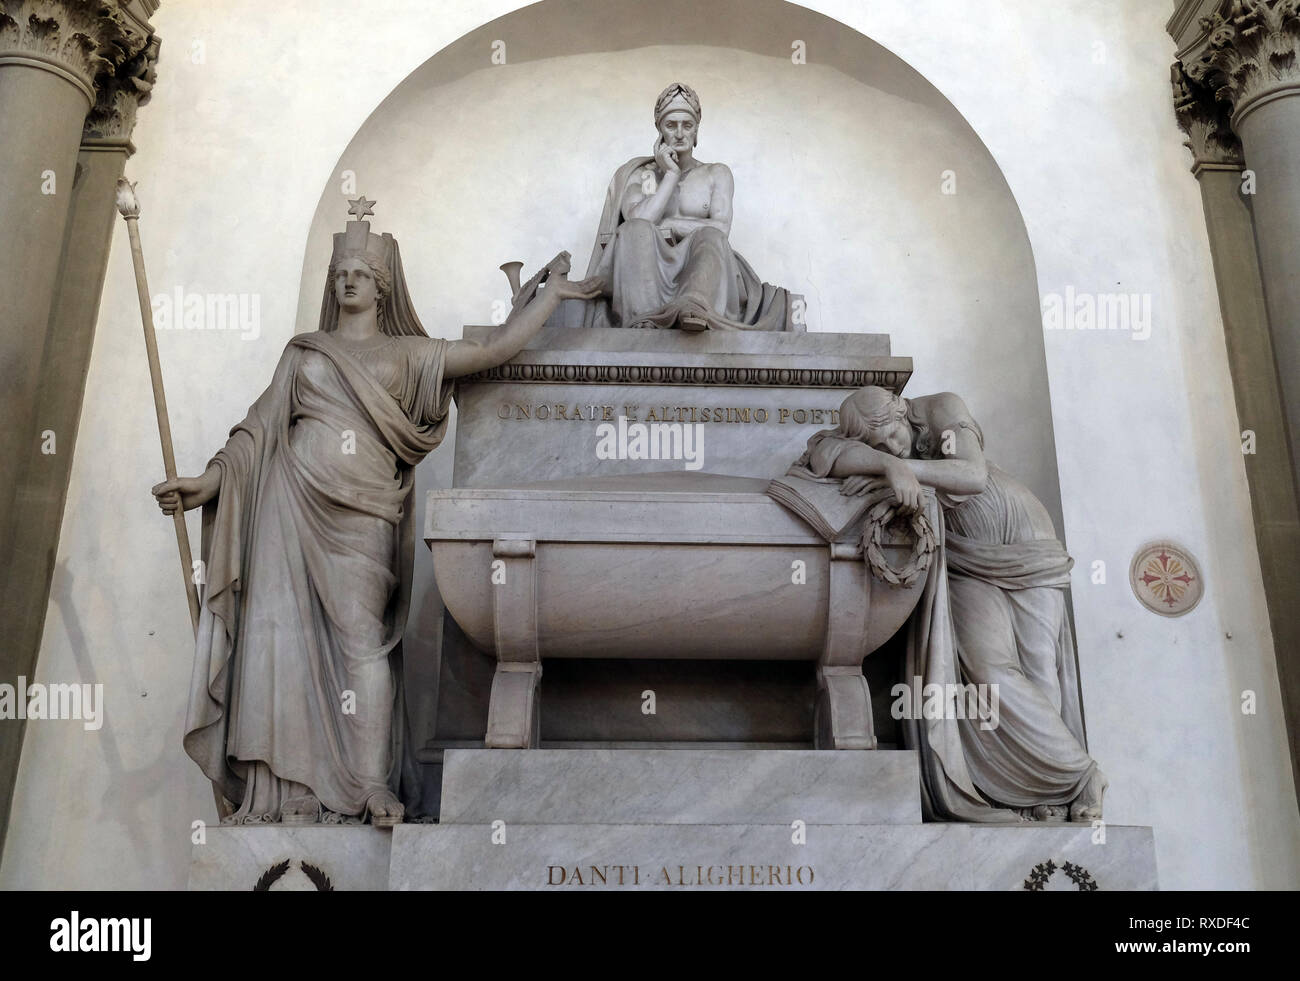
[0,65,91,529]
[1196,163,1300,797]
[0,140,133,852]
[1236,97,1300,499]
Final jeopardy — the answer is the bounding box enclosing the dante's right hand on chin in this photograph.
[654,139,678,173]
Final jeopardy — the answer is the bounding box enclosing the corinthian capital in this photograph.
[0,0,151,107]
[1172,61,1245,168]
[1185,0,1300,125]
[83,29,156,144]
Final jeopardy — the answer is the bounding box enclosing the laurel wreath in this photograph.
[252,859,335,891]
[861,498,936,588]
[1022,859,1099,891]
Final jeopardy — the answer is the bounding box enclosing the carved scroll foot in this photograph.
[815,542,876,749]
[485,535,541,749]
[814,666,877,750]
[485,663,542,749]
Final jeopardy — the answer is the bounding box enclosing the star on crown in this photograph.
[347,196,376,221]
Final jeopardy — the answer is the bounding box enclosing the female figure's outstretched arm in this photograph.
[442,274,601,379]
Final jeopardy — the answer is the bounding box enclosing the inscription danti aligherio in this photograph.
[547,864,815,887]
[496,403,842,425]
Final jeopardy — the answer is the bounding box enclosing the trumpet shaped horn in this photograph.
[499,261,524,300]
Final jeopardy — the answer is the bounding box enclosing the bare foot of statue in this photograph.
[281,793,322,825]
[677,306,709,332]
[1069,769,1108,822]
[1031,804,1069,822]
[366,790,405,828]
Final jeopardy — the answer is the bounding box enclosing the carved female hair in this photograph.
[327,249,393,333]
[838,386,932,457]
[839,387,906,440]
[329,249,392,301]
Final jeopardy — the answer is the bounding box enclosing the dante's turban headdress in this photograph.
[654,82,702,126]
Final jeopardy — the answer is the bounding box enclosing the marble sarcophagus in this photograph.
[424,325,921,754]
[429,469,931,751]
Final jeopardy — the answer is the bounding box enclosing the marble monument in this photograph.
[183,81,1150,890]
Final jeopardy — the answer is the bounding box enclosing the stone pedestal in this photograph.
[451,325,910,487]
[186,751,1157,890]
[439,749,921,825]
[389,749,1157,890]
[390,821,1156,891]
[188,826,393,891]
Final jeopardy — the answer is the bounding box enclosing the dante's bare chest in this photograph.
[666,166,713,217]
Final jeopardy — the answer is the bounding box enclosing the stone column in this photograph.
[1178,0,1300,802]
[1186,0,1300,506]
[0,0,157,854]
[0,1,139,532]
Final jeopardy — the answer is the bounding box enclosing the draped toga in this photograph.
[555,156,792,331]
[184,331,452,822]
[792,401,1096,822]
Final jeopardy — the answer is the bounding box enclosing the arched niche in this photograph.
[294,0,1065,747]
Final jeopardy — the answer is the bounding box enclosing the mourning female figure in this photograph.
[792,387,1107,823]
[152,205,598,825]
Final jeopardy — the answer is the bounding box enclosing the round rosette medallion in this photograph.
[1129,541,1203,617]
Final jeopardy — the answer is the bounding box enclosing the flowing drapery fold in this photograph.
[185,332,451,822]
[786,425,1094,822]
[558,156,791,331]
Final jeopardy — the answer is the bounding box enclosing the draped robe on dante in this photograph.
[184,331,452,822]
[792,406,1096,822]
[561,156,791,331]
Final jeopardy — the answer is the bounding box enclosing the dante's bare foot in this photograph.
[677,308,709,332]
[366,790,404,828]
[1032,804,1069,822]
[281,793,321,825]
[1069,769,1107,822]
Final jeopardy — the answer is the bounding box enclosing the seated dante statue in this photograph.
[575,82,795,331]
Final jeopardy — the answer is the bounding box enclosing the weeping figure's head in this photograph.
[838,386,914,459]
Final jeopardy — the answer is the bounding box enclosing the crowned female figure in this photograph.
[791,387,1107,823]
[152,202,597,825]
[575,82,794,332]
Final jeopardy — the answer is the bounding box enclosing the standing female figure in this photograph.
[153,206,597,825]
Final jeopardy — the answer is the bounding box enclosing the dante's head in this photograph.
[655,82,701,152]
[330,251,391,313]
[838,386,913,459]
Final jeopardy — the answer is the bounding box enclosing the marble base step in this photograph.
[186,822,1157,891]
[389,822,1157,891]
[439,748,921,825]
[188,825,392,891]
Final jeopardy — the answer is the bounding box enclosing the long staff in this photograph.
[115,177,201,633]
[116,178,232,818]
